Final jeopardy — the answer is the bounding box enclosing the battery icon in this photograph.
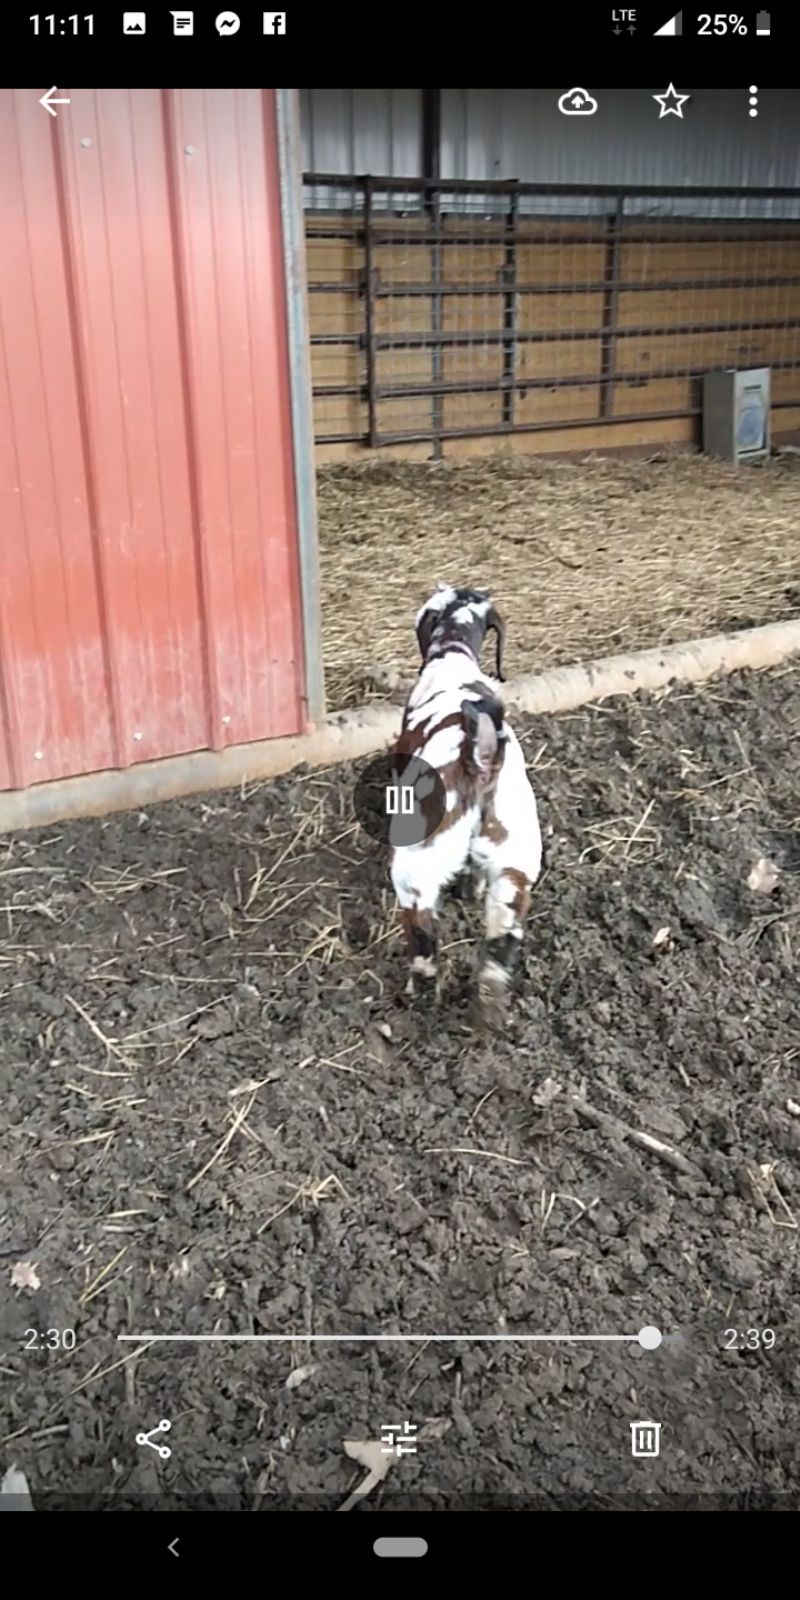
[756,10,771,32]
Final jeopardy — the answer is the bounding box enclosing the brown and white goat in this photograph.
[389,583,542,1025]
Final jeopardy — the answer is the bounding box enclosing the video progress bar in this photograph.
[118,1327,663,1348]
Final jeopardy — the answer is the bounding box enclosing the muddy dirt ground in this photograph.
[2,667,799,1509]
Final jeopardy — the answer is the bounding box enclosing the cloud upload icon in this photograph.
[558,88,598,116]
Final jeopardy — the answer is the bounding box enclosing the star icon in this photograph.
[653,83,690,119]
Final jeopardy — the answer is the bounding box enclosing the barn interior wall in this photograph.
[301,88,800,201]
[301,89,800,460]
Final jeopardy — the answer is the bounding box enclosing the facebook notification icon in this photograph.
[264,12,286,29]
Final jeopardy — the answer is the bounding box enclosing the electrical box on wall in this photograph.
[702,367,771,463]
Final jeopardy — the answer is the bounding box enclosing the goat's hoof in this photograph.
[406,971,440,1004]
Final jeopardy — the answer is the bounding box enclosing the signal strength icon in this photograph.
[655,9,682,33]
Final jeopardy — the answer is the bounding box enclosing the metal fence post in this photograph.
[599,195,624,420]
[363,176,379,448]
[430,182,444,459]
[502,182,520,429]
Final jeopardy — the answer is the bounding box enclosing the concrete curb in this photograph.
[2,617,800,832]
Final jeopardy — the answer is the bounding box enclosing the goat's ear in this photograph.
[485,605,506,682]
[461,698,500,772]
[416,607,436,663]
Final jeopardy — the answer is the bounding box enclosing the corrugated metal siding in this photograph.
[301,88,422,208]
[301,88,800,216]
[0,88,306,793]
[440,89,800,216]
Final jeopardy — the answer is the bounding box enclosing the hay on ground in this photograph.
[317,452,800,710]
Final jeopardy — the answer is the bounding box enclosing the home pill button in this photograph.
[373,1538,428,1558]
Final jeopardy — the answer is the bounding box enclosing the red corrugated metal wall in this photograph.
[0,88,307,793]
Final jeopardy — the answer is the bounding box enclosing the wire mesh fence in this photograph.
[303,174,800,454]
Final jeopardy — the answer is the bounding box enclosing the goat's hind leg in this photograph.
[477,866,531,1029]
[398,902,440,999]
[392,842,446,1001]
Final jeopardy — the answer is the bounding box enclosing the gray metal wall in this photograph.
[300,88,421,209]
[301,88,800,216]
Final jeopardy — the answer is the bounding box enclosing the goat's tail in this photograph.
[460,693,506,778]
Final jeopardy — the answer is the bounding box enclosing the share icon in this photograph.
[135,1418,172,1460]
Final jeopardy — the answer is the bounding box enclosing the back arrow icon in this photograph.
[40,87,71,118]
[168,1539,179,1558]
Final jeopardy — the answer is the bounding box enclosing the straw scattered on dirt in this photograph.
[318,451,800,709]
[2,665,800,1506]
